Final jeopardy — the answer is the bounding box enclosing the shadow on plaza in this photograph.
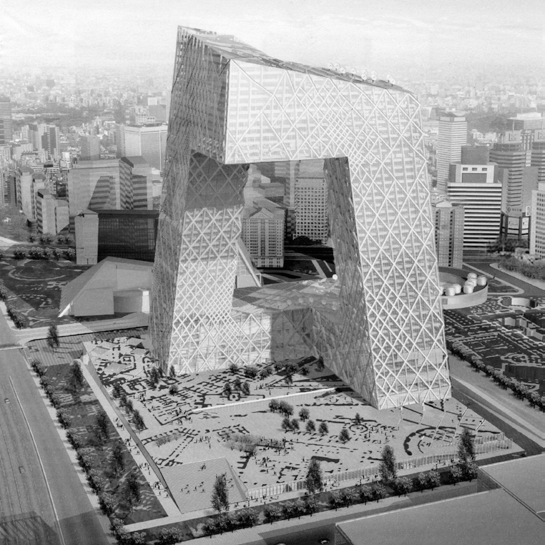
[0,512,60,545]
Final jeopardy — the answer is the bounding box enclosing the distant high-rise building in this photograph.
[242,199,285,268]
[432,197,465,268]
[80,135,101,160]
[0,96,13,145]
[491,133,538,240]
[448,158,502,253]
[117,124,167,170]
[294,175,328,243]
[436,113,467,194]
[530,182,545,259]
[530,132,545,185]
[67,159,120,216]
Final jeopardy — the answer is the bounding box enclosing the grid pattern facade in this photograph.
[448,182,502,252]
[150,27,450,409]
[530,185,545,258]
[294,178,328,242]
[97,210,159,262]
[433,204,464,268]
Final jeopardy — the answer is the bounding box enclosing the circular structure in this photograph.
[439,267,488,309]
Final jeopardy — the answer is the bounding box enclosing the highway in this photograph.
[0,315,111,545]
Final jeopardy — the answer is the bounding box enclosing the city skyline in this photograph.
[2,0,544,79]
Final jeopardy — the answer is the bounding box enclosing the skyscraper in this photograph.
[150,27,450,410]
[80,135,101,161]
[530,182,545,258]
[431,195,464,268]
[436,114,467,194]
[0,96,13,145]
[448,155,502,253]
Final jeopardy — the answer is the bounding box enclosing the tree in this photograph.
[241,381,251,396]
[426,470,441,490]
[354,412,363,425]
[379,444,397,483]
[457,428,476,464]
[306,420,316,433]
[47,324,60,349]
[112,382,123,399]
[461,461,478,482]
[211,473,229,512]
[358,485,373,504]
[132,410,146,432]
[318,421,329,435]
[416,472,428,492]
[340,488,357,507]
[125,472,141,507]
[329,490,342,510]
[244,365,259,378]
[223,382,233,398]
[98,491,116,516]
[235,508,258,528]
[168,384,178,396]
[95,409,110,443]
[269,399,280,412]
[110,442,125,477]
[228,362,239,374]
[339,428,351,443]
[281,416,293,432]
[264,504,281,524]
[290,418,300,431]
[157,527,184,545]
[299,408,310,421]
[278,401,294,417]
[393,476,412,496]
[371,483,386,502]
[233,377,242,391]
[449,464,462,485]
[305,458,324,495]
[69,360,84,390]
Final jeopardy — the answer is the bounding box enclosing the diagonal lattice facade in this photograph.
[150,26,451,409]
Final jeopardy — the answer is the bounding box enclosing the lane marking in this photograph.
[9,376,67,545]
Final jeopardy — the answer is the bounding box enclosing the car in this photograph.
[318,540,330,544]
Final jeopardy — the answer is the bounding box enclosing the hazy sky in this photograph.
[1,0,544,76]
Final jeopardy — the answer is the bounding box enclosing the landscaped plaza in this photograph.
[80,334,519,515]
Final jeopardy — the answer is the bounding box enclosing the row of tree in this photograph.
[27,233,72,245]
[448,339,545,411]
[12,246,75,260]
[499,255,545,281]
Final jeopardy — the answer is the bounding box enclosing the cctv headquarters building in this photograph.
[150,27,451,410]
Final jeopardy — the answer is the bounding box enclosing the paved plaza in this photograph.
[83,335,519,514]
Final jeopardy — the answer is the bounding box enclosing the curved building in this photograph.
[150,27,450,409]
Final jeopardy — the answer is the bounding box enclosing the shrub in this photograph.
[358,484,373,503]
[393,476,413,496]
[339,428,351,443]
[264,503,281,523]
[228,362,239,374]
[299,408,310,421]
[244,365,259,378]
[318,421,329,435]
[306,420,316,433]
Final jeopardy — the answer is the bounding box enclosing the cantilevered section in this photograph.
[150,26,450,409]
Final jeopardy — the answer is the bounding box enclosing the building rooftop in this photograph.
[336,488,544,545]
[180,26,406,93]
[482,455,545,519]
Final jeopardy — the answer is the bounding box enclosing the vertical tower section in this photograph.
[150,28,233,371]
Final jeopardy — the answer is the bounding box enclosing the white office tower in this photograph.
[436,114,467,194]
[530,182,545,259]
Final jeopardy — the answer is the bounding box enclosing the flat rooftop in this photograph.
[482,454,545,519]
[336,488,544,545]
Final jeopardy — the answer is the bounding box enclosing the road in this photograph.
[469,262,545,297]
[0,312,110,545]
